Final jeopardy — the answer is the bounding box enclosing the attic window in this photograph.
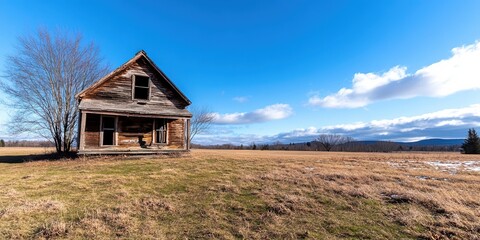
[133,75,150,100]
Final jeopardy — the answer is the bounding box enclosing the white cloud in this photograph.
[233,96,249,103]
[293,104,480,141]
[212,104,293,124]
[195,104,480,145]
[309,41,480,108]
[435,120,465,127]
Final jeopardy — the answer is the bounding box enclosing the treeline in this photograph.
[192,141,461,152]
[0,139,54,147]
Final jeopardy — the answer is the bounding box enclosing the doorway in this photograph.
[102,116,115,146]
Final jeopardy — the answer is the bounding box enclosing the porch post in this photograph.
[79,111,87,151]
[186,118,191,150]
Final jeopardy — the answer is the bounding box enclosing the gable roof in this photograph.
[76,50,191,105]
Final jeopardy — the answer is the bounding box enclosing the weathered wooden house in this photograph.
[76,50,191,154]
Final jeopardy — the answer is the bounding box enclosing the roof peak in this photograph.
[76,50,191,105]
[135,50,147,56]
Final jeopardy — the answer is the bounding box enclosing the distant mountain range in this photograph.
[402,138,464,146]
[356,138,464,146]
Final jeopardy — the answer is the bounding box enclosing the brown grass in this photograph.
[0,147,54,156]
[0,148,479,239]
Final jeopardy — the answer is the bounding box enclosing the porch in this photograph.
[77,111,191,155]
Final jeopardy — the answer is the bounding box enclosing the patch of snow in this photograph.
[388,162,400,167]
[426,161,480,172]
[387,160,480,173]
[469,167,480,171]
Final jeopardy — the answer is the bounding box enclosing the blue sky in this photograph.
[1,0,480,144]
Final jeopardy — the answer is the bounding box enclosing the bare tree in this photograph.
[316,134,354,151]
[1,29,108,154]
[188,106,215,144]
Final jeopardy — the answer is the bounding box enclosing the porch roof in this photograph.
[79,99,192,118]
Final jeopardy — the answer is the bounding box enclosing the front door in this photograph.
[102,116,115,146]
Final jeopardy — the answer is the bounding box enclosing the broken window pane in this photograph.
[156,119,167,144]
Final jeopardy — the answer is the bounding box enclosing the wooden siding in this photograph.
[82,57,189,114]
[168,119,185,149]
[84,113,100,149]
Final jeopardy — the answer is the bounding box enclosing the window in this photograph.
[155,119,167,144]
[133,75,150,100]
[102,116,115,145]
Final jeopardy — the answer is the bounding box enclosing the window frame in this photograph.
[132,74,151,101]
[100,115,117,147]
[154,118,168,145]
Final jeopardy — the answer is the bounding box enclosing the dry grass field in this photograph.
[0,148,479,239]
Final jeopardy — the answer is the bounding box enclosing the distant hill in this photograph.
[195,138,464,151]
[354,139,464,147]
[402,138,463,146]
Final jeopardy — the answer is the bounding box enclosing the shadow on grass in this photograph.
[0,152,78,164]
